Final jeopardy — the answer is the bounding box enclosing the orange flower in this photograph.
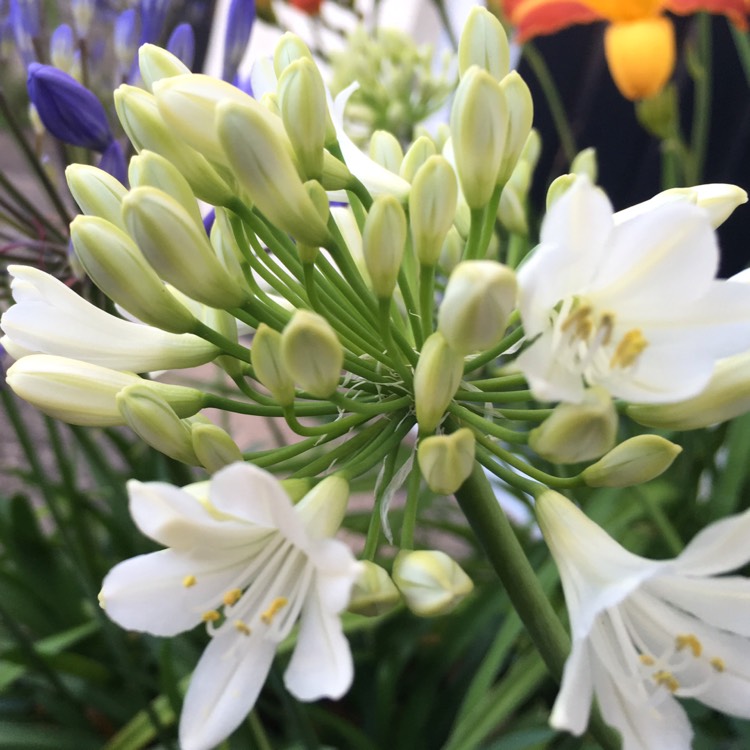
[505,0,747,99]
[289,0,324,14]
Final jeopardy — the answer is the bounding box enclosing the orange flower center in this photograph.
[578,0,663,22]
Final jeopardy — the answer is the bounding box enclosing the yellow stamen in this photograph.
[610,328,648,368]
[561,304,594,340]
[201,609,221,622]
[182,575,197,588]
[710,657,726,673]
[260,597,289,624]
[598,313,615,346]
[639,654,655,666]
[675,634,702,658]
[223,588,243,606]
[653,670,680,693]
[234,620,251,636]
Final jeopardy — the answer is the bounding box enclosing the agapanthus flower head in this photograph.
[537,488,750,749]
[27,62,113,150]
[504,0,748,99]
[100,463,360,750]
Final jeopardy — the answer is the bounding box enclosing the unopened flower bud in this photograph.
[450,66,508,209]
[410,155,458,266]
[571,147,598,183]
[497,71,533,184]
[399,136,437,183]
[280,478,314,503]
[295,475,350,539]
[167,23,195,69]
[546,173,577,209]
[363,195,407,299]
[348,561,401,617]
[529,387,618,463]
[50,24,75,72]
[223,0,255,81]
[122,187,248,309]
[66,164,127,229]
[114,9,138,75]
[278,57,327,180]
[217,99,331,247]
[627,351,750,430]
[70,215,198,334]
[117,384,198,464]
[414,332,464,433]
[297,181,330,262]
[581,435,682,488]
[281,310,343,398]
[418,428,475,495]
[139,43,191,92]
[497,180,528,236]
[393,550,473,617]
[458,5,510,80]
[6,355,203,427]
[114,84,233,205]
[251,323,295,406]
[439,226,464,272]
[437,261,517,354]
[273,32,314,78]
[190,421,243,473]
[369,130,403,173]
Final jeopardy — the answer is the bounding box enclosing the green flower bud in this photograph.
[582,435,682,488]
[122,187,248,309]
[117,384,198,464]
[437,260,517,354]
[450,66,508,209]
[348,561,401,617]
[280,478,314,504]
[529,386,618,463]
[128,150,203,231]
[439,226,464,273]
[294,475,350,539]
[520,128,542,169]
[273,32,314,78]
[658,184,747,229]
[458,5,510,81]
[138,43,191,93]
[497,71,533,184]
[399,135,437,183]
[627,351,750,430]
[546,173,577,210]
[571,146,598,183]
[278,58,328,180]
[392,549,473,617]
[369,129,403,173]
[320,150,354,191]
[251,323,295,406]
[297,181,331,263]
[418,428,475,495]
[635,82,678,140]
[281,310,343,398]
[65,164,127,229]
[497,181,528,236]
[363,195,407,299]
[409,155,458,266]
[114,84,233,205]
[217,99,331,247]
[190,421,243,474]
[70,215,197,334]
[208,208,246,284]
[414,332,464,433]
[6,355,203,427]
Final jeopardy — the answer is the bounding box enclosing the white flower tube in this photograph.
[1,266,219,372]
[537,489,750,750]
[100,463,360,750]
[516,177,750,404]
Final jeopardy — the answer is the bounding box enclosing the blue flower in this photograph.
[27,62,113,151]
[167,22,195,69]
[223,0,255,82]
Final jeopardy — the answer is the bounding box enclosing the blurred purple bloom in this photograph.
[223,0,255,82]
[99,140,128,186]
[11,0,39,38]
[114,8,139,77]
[203,208,216,236]
[27,63,112,151]
[139,0,170,44]
[167,22,194,68]
[49,23,75,70]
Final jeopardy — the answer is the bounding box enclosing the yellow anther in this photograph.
[234,620,252,636]
[223,588,243,606]
[653,670,680,693]
[675,634,702,658]
[610,329,648,369]
[182,575,197,588]
[598,313,615,346]
[201,609,221,622]
[639,654,655,666]
[260,597,289,624]
[561,304,594,340]
[710,657,726,673]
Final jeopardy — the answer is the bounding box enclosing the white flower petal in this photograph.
[549,640,594,735]
[179,631,277,750]
[284,586,353,701]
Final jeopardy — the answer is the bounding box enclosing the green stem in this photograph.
[478,183,503,255]
[636,488,683,556]
[450,402,529,444]
[418,263,435,341]
[464,206,486,260]
[687,13,712,184]
[463,319,523,374]
[400,452,422,548]
[192,320,251,363]
[248,711,274,750]
[378,297,414,384]
[362,447,399,559]
[730,23,750,87]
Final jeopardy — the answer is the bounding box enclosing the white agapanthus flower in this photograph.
[516,177,750,404]
[1,265,218,372]
[536,489,750,750]
[100,463,361,750]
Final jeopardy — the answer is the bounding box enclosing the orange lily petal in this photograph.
[507,0,604,41]
[664,0,747,29]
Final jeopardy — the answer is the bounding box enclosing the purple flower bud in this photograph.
[167,22,194,69]
[71,0,95,38]
[10,0,35,65]
[11,0,39,39]
[114,8,139,76]
[98,140,128,186]
[27,63,113,151]
[223,0,255,82]
[49,23,75,71]
[203,208,216,236]
[139,0,170,44]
